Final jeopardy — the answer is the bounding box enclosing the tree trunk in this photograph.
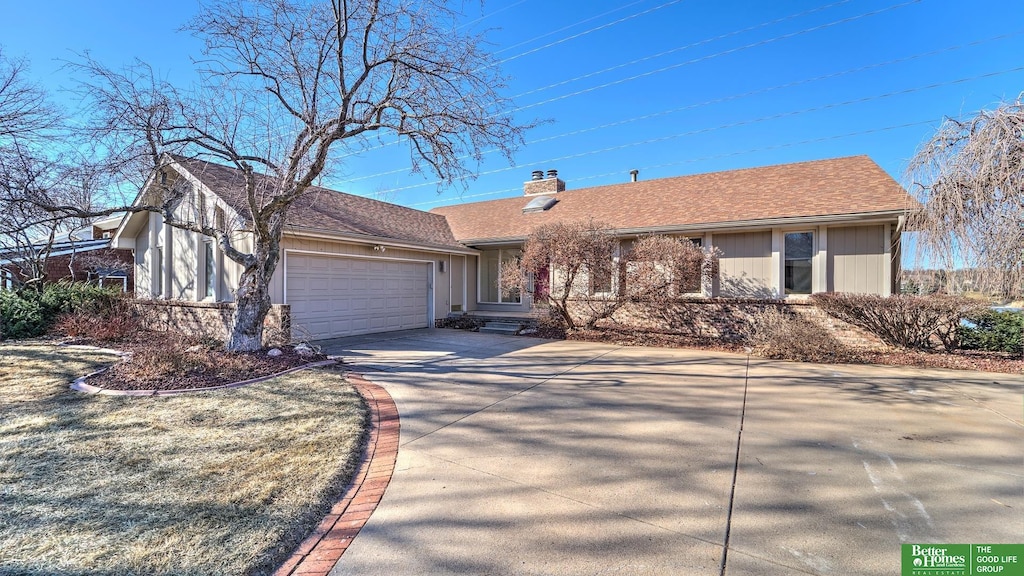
[226,246,276,352]
[228,282,271,352]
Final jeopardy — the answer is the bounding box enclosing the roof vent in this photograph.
[630,169,639,182]
[522,195,558,214]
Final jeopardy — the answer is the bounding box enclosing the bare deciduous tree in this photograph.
[501,220,717,330]
[0,49,97,290]
[29,0,528,351]
[907,98,1024,299]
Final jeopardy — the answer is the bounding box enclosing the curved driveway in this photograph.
[319,329,1023,576]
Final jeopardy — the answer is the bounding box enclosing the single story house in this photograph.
[432,155,915,314]
[112,155,914,341]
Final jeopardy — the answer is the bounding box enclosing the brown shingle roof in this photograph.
[172,156,463,250]
[431,156,915,243]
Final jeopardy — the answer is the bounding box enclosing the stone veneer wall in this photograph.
[135,301,291,346]
[582,298,887,350]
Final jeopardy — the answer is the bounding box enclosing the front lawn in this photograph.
[0,341,367,576]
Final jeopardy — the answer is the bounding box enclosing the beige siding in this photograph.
[828,225,885,294]
[714,231,773,297]
[133,224,151,298]
[169,223,196,300]
[466,256,478,311]
[450,255,465,312]
[276,235,455,320]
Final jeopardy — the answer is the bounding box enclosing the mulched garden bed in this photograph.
[549,326,1023,374]
[66,331,331,391]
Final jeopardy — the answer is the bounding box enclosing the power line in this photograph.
[512,0,922,112]
[510,0,855,100]
[409,119,939,208]
[390,62,1023,195]
[345,62,1024,187]
[458,0,532,31]
[493,0,651,55]
[341,0,923,160]
[497,0,687,65]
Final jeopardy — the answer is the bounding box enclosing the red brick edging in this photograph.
[273,373,400,576]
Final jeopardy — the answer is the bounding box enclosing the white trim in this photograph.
[476,247,523,305]
[813,226,828,293]
[771,228,782,296]
[284,228,478,256]
[283,248,436,330]
[460,211,908,246]
[781,229,816,298]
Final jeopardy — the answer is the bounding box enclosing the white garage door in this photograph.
[287,254,430,340]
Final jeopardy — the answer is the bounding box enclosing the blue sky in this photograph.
[2,0,1023,210]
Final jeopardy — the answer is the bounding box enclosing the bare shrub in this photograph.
[52,296,141,342]
[746,307,852,362]
[810,293,983,351]
[502,220,718,330]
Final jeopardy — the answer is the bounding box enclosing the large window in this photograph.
[202,240,216,300]
[784,232,813,295]
[479,248,521,304]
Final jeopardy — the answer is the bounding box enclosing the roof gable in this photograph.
[169,157,463,250]
[431,156,916,243]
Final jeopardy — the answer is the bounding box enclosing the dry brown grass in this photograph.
[0,341,367,576]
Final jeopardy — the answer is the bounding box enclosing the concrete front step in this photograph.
[478,321,522,335]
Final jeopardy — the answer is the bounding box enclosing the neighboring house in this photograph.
[432,155,915,314]
[112,155,914,341]
[1,217,134,292]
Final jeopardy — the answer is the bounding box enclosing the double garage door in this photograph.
[287,254,430,340]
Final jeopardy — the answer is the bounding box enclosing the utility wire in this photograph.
[493,0,651,55]
[345,32,1020,183]
[340,0,923,160]
[513,0,922,112]
[353,65,1024,193]
[510,0,855,100]
[496,0,687,65]
[406,119,938,207]
[457,0,531,31]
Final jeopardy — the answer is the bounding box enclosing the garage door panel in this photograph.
[288,254,429,340]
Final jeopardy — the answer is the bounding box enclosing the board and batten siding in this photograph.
[714,231,774,298]
[827,225,886,294]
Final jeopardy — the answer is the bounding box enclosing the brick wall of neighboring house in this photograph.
[6,249,135,292]
[135,301,292,347]
[576,298,887,350]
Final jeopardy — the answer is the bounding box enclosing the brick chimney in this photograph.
[524,168,566,196]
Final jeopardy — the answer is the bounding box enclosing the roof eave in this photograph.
[457,209,911,246]
[284,226,478,255]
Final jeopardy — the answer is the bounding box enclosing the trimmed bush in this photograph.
[0,282,124,340]
[746,307,852,362]
[810,293,983,351]
[0,290,46,340]
[959,310,1023,355]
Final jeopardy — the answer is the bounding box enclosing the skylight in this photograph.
[522,195,557,213]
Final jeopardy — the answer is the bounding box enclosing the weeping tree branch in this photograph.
[907,98,1024,300]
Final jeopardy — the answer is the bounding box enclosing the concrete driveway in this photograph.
[319,329,1023,576]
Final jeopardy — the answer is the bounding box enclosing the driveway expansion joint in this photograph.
[273,372,400,576]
